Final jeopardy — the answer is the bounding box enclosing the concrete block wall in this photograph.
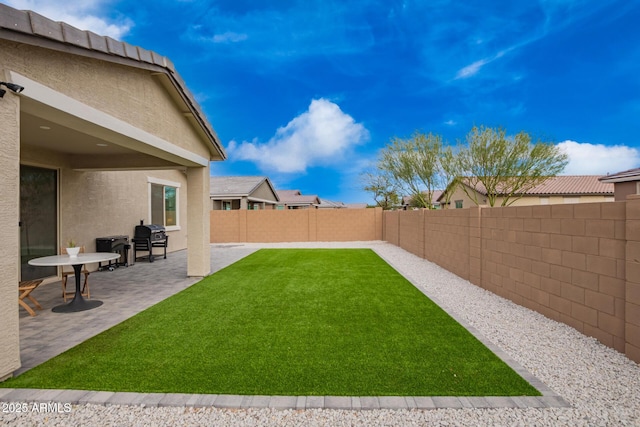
[382,200,639,363]
[626,196,640,362]
[480,202,627,353]
[210,208,382,243]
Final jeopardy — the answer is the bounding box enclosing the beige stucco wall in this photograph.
[0,91,21,380]
[0,40,210,159]
[614,181,638,202]
[251,181,278,202]
[20,145,190,268]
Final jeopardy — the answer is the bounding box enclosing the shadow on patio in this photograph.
[16,246,257,377]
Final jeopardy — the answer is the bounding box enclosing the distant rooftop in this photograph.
[210,176,276,197]
[599,168,640,183]
[454,175,613,197]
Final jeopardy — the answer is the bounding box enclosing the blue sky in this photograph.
[5,0,640,203]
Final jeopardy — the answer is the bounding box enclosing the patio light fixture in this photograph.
[0,81,25,98]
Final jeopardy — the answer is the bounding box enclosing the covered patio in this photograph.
[16,245,256,376]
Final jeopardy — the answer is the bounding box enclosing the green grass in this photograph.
[3,249,540,396]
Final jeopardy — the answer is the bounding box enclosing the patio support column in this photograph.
[186,165,211,277]
[0,90,21,380]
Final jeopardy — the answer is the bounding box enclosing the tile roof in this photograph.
[0,3,225,159]
[440,176,613,200]
[276,190,320,205]
[318,199,347,208]
[210,176,275,197]
[523,176,613,195]
[599,168,640,183]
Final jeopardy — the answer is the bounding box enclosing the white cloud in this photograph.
[557,140,640,175]
[228,99,369,173]
[5,0,132,39]
[212,31,248,44]
[455,58,489,79]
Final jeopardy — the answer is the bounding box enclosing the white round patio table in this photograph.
[29,252,120,313]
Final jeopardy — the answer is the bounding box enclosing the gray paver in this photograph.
[413,396,436,409]
[295,396,306,410]
[432,396,463,408]
[305,396,324,409]
[378,396,409,409]
[325,396,352,410]
[108,392,150,406]
[269,395,297,409]
[192,394,218,407]
[158,393,195,407]
[78,391,115,405]
[139,393,165,407]
[213,394,244,408]
[57,390,92,404]
[359,396,380,410]
[245,395,271,408]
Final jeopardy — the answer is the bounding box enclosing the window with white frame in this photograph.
[148,177,180,230]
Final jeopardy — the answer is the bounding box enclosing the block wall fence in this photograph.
[210,208,383,243]
[383,197,640,364]
[210,201,640,363]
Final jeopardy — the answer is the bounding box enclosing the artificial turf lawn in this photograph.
[3,249,540,396]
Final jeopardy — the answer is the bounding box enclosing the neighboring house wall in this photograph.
[210,208,383,243]
[382,199,640,363]
[613,181,638,202]
[252,181,279,202]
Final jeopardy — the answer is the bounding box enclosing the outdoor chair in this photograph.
[60,246,90,301]
[19,279,43,316]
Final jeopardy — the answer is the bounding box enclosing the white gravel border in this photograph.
[2,241,639,426]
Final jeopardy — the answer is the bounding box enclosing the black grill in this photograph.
[96,235,130,270]
[132,222,168,262]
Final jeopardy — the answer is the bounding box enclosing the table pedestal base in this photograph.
[52,298,103,313]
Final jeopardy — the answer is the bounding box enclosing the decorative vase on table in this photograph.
[66,247,80,257]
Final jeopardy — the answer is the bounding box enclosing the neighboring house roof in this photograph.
[599,168,640,183]
[0,3,225,160]
[402,190,443,206]
[345,203,369,209]
[277,190,321,205]
[318,199,347,208]
[210,176,278,200]
[438,176,613,201]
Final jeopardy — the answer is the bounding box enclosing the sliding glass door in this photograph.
[20,165,57,280]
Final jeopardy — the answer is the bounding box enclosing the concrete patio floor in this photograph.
[15,244,257,376]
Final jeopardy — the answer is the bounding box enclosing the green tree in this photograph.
[378,132,446,208]
[454,126,568,207]
[361,170,400,210]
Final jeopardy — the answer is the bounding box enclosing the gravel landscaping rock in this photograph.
[2,241,639,426]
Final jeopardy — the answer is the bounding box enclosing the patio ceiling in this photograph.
[16,73,210,171]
